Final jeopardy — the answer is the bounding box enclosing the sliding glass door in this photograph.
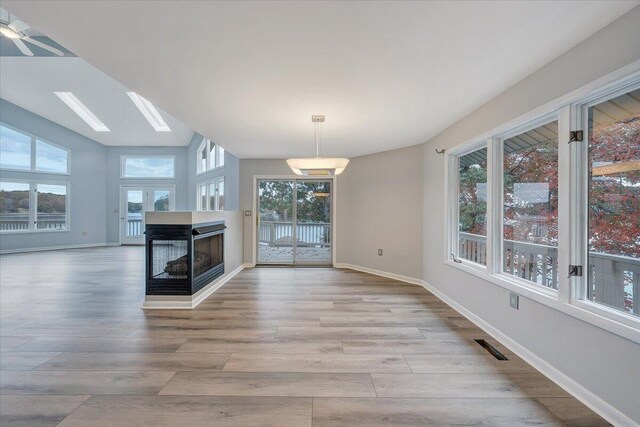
[257,179,332,265]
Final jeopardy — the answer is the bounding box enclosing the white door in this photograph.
[120,186,175,244]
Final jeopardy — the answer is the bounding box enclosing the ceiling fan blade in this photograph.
[0,9,9,22]
[8,19,29,33]
[23,36,64,56]
[12,38,34,56]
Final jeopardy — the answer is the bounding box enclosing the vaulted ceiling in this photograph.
[3,1,638,157]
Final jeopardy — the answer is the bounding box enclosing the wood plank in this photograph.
[35,352,230,371]
[223,354,411,373]
[372,373,571,398]
[56,396,312,427]
[159,372,376,397]
[0,395,90,427]
[342,339,483,355]
[177,338,343,354]
[276,327,424,340]
[0,370,175,395]
[312,397,563,427]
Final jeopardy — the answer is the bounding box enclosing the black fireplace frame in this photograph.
[145,221,225,296]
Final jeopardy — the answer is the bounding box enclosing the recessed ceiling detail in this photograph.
[2,1,638,156]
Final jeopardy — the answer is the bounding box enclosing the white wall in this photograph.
[422,8,640,424]
[337,144,423,279]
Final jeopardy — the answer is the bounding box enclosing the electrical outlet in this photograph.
[244,210,252,216]
[378,249,383,256]
[509,293,519,310]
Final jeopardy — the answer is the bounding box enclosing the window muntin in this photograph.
[197,178,224,211]
[0,125,31,170]
[196,139,225,173]
[0,125,70,174]
[36,184,67,230]
[122,156,175,178]
[0,180,69,233]
[587,88,640,317]
[502,120,559,289]
[0,181,30,231]
[458,147,488,265]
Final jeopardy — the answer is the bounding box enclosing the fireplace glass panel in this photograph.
[152,240,188,279]
[194,233,223,277]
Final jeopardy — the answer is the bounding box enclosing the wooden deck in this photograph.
[0,246,608,426]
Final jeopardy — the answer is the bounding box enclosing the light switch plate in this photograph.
[509,293,519,310]
[244,210,252,216]
[378,249,383,256]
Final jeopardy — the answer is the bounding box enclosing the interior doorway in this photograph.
[120,185,175,244]
[256,178,333,265]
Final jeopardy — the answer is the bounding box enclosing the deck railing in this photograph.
[127,218,143,236]
[459,232,639,315]
[259,221,330,247]
[0,213,66,231]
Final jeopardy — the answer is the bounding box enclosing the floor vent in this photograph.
[475,339,508,360]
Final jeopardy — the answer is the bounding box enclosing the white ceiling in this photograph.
[2,1,638,158]
[0,57,195,146]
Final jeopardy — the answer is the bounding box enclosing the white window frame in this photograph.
[196,138,225,174]
[0,178,70,234]
[571,78,640,324]
[120,155,176,179]
[197,177,225,211]
[444,64,640,343]
[0,122,70,175]
[446,139,490,272]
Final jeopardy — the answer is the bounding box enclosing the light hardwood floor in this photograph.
[0,246,609,426]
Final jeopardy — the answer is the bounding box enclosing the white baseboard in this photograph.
[0,243,108,255]
[243,262,255,268]
[334,262,424,286]
[338,263,636,427]
[142,264,245,310]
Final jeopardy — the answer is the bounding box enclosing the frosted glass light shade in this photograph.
[286,157,350,176]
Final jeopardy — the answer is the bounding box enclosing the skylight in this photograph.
[127,92,171,132]
[54,92,110,132]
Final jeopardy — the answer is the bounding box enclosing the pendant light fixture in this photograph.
[286,115,349,176]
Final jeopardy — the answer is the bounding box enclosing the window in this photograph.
[445,70,640,338]
[121,155,175,178]
[586,87,640,317]
[0,180,69,232]
[457,147,488,265]
[502,119,559,289]
[1,124,69,174]
[196,138,225,173]
[197,177,225,211]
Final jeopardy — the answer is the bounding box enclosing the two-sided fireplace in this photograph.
[146,221,225,295]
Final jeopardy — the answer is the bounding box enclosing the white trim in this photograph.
[242,262,255,268]
[196,138,225,175]
[335,262,638,427]
[120,154,176,179]
[334,263,424,286]
[142,264,244,309]
[0,243,107,255]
